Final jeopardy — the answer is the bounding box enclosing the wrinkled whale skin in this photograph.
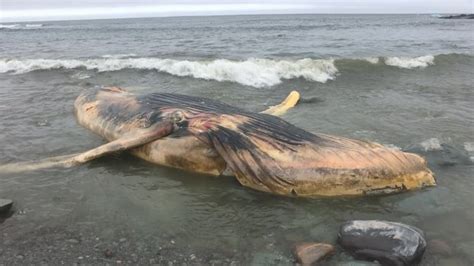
[74,87,436,197]
[75,87,227,176]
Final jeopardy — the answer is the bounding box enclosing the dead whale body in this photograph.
[69,86,435,197]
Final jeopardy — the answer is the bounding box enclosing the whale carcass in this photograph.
[2,86,436,197]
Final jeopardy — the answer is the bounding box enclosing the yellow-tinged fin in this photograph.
[261,90,300,116]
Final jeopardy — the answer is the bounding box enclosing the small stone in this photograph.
[0,199,13,213]
[429,239,453,256]
[36,120,50,126]
[293,242,335,265]
[67,239,80,244]
[190,254,196,260]
[103,249,114,258]
[338,220,426,265]
[170,240,175,244]
[119,238,127,243]
[78,256,83,260]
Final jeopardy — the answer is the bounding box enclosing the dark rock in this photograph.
[103,249,114,258]
[338,220,426,266]
[405,143,472,167]
[439,14,474,19]
[293,242,335,265]
[299,97,324,104]
[0,199,13,213]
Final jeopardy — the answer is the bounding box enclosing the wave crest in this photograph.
[0,23,44,30]
[0,24,21,29]
[384,55,435,69]
[0,57,338,87]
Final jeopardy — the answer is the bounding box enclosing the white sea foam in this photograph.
[0,24,21,29]
[384,55,435,69]
[383,144,402,150]
[71,72,91,80]
[464,142,474,152]
[464,142,474,162]
[420,138,442,151]
[0,24,43,29]
[101,54,137,59]
[0,57,338,87]
[365,57,380,64]
[25,24,43,28]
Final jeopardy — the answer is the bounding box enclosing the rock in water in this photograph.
[0,199,13,213]
[294,242,335,265]
[338,220,426,266]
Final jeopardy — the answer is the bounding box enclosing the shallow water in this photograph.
[0,15,473,265]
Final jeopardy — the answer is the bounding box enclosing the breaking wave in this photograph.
[25,24,44,28]
[384,55,435,69]
[0,23,43,30]
[0,24,21,29]
[101,53,137,59]
[0,57,338,87]
[0,53,468,87]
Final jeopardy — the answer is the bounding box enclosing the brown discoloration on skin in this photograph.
[74,86,435,197]
[130,134,226,176]
[188,104,435,197]
[75,87,228,176]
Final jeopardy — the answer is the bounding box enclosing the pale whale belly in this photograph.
[74,89,228,176]
[131,133,227,176]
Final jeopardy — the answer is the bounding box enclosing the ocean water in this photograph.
[0,15,473,264]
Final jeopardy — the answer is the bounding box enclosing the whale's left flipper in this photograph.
[0,121,174,174]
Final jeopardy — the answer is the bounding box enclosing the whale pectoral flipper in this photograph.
[66,121,174,165]
[261,90,300,116]
[0,121,175,174]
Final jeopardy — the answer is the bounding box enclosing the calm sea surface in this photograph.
[0,15,473,264]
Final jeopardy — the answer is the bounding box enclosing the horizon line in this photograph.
[1,12,466,24]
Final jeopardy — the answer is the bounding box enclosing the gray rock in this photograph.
[0,199,13,213]
[439,14,474,19]
[294,242,335,265]
[338,220,426,266]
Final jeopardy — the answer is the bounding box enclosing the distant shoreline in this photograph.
[438,14,474,19]
[1,12,471,24]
